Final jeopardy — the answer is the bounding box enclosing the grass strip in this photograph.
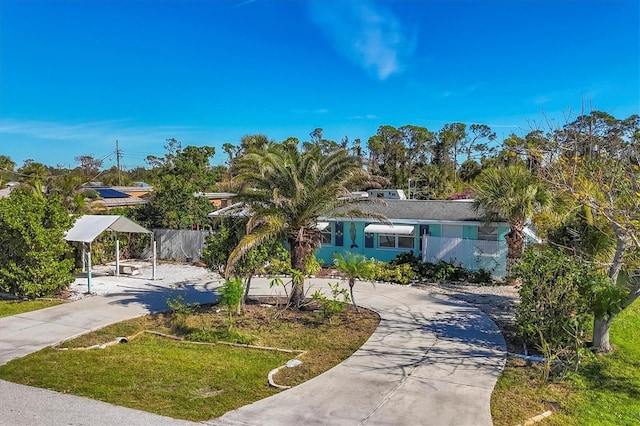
[0,299,64,318]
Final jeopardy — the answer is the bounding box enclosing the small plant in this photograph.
[219,277,244,328]
[468,268,494,285]
[166,294,200,316]
[304,254,322,276]
[433,260,457,283]
[312,283,350,324]
[333,252,376,312]
[166,294,199,332]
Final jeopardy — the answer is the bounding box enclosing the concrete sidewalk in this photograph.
[0,275,505,426]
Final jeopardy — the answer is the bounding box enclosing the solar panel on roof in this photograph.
[96,188,130,198]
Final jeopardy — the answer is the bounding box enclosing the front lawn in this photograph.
[0,299,64,318]
[491,298,640,425]
[0,301,379,421]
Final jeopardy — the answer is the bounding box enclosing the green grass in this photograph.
[0,303,379,421]
[491,298,640,426]
[0,299,64,318]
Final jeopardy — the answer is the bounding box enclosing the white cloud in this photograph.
[289,108,329,114]
[307,1,416,80]
[350,114,379,120]
[0,118,194,144]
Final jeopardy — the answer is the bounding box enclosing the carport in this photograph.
[64,215,156,292]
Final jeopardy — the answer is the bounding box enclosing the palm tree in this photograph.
[333,252,376,313]
[473,165,553,276]
[226,141,383,308]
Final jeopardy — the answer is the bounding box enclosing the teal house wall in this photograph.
[315,220,513,267]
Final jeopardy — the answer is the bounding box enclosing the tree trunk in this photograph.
[608,231,627,284]
[504,225,524,277]
[243,275,252,305]
[349,279,359,313]
[593,315,614,353]
[289,242,309,309]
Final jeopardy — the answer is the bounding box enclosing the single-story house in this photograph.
[316,199,538,278]
[208,196,539,278]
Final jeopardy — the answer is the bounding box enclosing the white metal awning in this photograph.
[208,202,250,218]
[364,224,414,235]
[316,222,330,231]
[523,226,542,244]
[64,215,151,243]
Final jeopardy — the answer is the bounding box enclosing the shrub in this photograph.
[219,277,244,321]
[0,190,75,298]
[372,262,416,285]
[513,246,592,357]
[387,253,493,285]
[312,283,350,323]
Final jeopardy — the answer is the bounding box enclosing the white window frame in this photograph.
[320,223,333,246]
[477,225,498,241]
[378,233,414,249]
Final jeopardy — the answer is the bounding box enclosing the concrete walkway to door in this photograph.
[0,270,505,426]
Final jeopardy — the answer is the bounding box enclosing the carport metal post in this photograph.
[115,238,120,276]
[152,239,157,280]
[87,245,92,293]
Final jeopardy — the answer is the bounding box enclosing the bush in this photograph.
[387,253,493,285]
[312,283,350,323]
[0,190,75,298]
[513,246,592,356]
[372,262,416,285]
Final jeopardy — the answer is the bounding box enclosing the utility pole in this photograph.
[115,140,122,186]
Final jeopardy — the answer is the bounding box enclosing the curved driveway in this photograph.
[0,273,505,426]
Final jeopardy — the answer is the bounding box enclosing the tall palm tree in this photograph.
[226,141,383,308]
[473,165,553,276]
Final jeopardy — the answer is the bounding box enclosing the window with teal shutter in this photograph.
[335,222,344,246]
[365,223,374,248]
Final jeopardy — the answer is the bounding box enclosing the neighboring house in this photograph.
[111,183,153,198]
[0,182,21,198]
[84,187,148,211]
[316,199,537,278]
[195,192,236,209]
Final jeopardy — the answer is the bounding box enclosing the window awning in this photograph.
[316,222,330,231]
[364,224,414,235]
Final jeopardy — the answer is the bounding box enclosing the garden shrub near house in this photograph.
[512,246,593,358]
[372,262,416,285]
[0,189,75,297]
[388,252,494,284]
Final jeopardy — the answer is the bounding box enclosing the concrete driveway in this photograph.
[0,272,505,426]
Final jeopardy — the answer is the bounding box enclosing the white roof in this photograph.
[64,215,151,243]
[364,224,415,235]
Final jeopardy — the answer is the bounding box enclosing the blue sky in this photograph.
[1,0,638,169]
